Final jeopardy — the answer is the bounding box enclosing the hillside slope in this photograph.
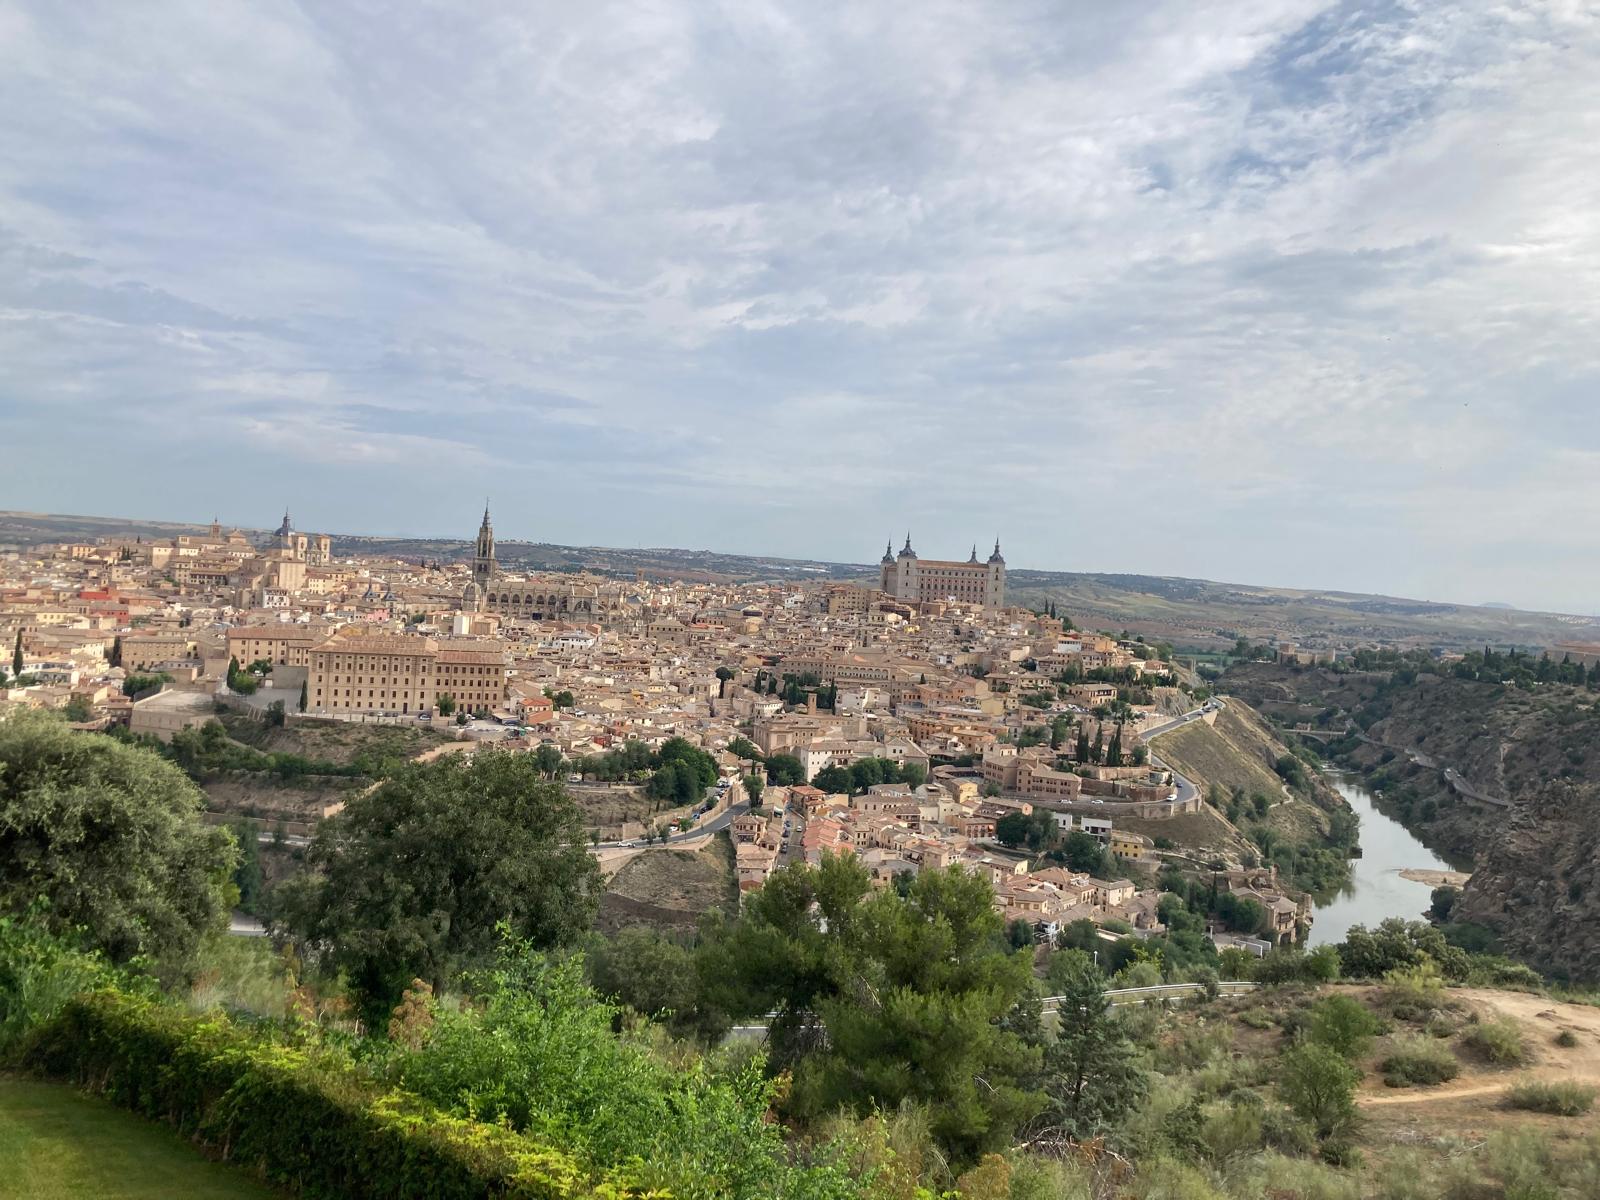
[1221,663,1600,982]
[1154,700,1343,839]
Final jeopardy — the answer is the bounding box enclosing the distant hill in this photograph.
[5,508,1597,650]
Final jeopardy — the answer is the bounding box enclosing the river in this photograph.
[1307,773,1464,947]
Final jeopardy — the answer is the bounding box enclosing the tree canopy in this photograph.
[0,710,236,970]
[276,750,601,1016]
[697,855,1042,1160]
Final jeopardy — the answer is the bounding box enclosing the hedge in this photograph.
[18,990,608,1199]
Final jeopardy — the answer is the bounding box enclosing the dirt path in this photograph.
[1356,987,1600,1108]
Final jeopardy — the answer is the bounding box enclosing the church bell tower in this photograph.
[473,504,497,588]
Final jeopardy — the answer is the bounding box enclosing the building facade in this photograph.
[879,535,1005,610]
[306,630,508,716]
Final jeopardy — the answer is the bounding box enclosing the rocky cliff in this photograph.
[1224,664,1600,981]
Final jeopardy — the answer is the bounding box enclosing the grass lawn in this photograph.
[0,1077,283,1199]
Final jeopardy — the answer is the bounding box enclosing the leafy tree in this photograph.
[276,751,601,1018]
[531,744,565,779]
[995,811,1032,848]
[1007,918,1037,950]
[120,672,169,697]
[586,927,728,1043]
[1060,831,1107,874]
[266,699,286,727]
[546,689,575,710]
[61,695,93,722]
[436,693,456,716]
[1338,918,1455,979]
[811,764,852,794]
[743,773,764,807]
[1035,958,1147,1141]
[699,857,1043,1162]
[231,819,264,915]
[1276,1042,1360,1141]
[1306,994,1384,1060]
[765,753,805,786]
[0,711,235,969]
[727,735,763,763]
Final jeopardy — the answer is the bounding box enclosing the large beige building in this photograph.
[306,630,509,716]
[879,536,1005,610]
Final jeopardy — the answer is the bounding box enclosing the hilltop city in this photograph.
[0,506,1309,951]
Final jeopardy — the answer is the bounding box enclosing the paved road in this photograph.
[1138,699,1223,743]
[593,798,751,850]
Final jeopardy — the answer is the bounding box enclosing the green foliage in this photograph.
[765,753,805,786]
[1505,1078,1596,1116]
[120,672,170,697]
[1305,994,1384,1060]
[1379,1036,1460,1087]
[276,750,601,1019]
[1461,1017,1528,1065]
[699,856,1042,1164]
[1276,1042,1360,1141]
[399,935,824,1198]
[1338,918,1464,981]
[0,911,125,1053]
[647,737,719,806]
[436,692,456,715]
[744,772,764,806]
[0,711,236,970]
[727,735,763,763]
[116,718,375,782]
[586,927,729,1043]
[1255,944,1341,986]
[19,988,597,1199]
[231,821,264,915]
[1038,957,1148,1142]
[61,695,94,722]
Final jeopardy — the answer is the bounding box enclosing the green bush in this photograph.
[18,989,595,1199]
[1461,1017,1528,1066]
[1379,1036,1460,1087]
[1554,1028,1580,1048]
[0,913,125,1053]
[1305,994,1385,1059]
[1505,1078,1596,1116]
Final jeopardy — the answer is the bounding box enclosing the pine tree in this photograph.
[1092,725,1104,764]
[299,679,308,713]
[12,630,23,677]
[1075,727,1090,762]
[108,635,122,668]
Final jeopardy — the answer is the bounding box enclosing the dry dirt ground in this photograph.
[1358,988,1600,1108]
[1339,986,1600,1156]
[593,835,737,935]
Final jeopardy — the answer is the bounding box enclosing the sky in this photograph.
[2,2,1598,612]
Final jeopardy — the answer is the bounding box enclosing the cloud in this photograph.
[1,0,1598,610]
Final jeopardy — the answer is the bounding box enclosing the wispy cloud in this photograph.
[1,1,1597,609]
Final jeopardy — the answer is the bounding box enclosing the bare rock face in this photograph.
[1456,780,1600,981]
[1362,676,1600,982]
